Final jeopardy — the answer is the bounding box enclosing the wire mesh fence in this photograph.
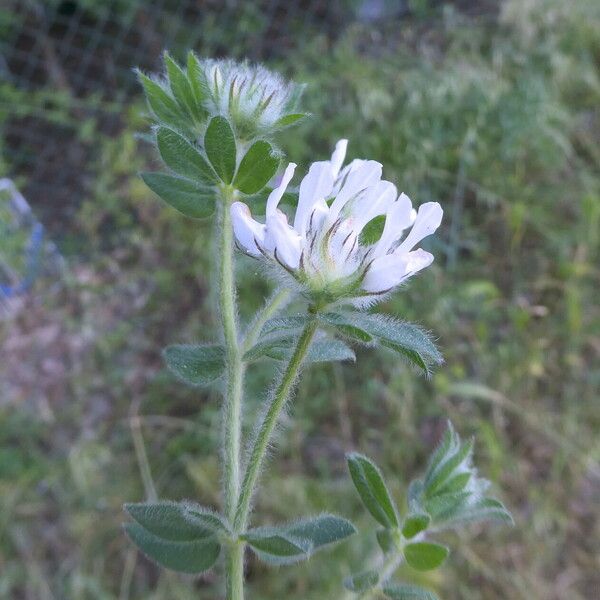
[0,1,357,209]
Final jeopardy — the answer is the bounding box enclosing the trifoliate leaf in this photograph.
[204,116,236,183]
[425,438,473,497]
[347,453,399,529]
[141,172,215,218]
[164,52,200,121]
[156,127,217,185]
[124,502,216,541]
[382,583,440,600]
[234,140,281,194]
[162,344,225,386]
[404,542,449,571]
[401,513,431,539]
[344,570,379,592]
[124,523,220,574]
[137,71,189,132]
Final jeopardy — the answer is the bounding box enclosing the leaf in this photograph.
[260,316,308,337]
[242,515,355,566]
[241,529,310,565]
[275,113,308,128]
[234,140,281,194]
[382,583,440,600]
[344,570,379,592]
[323,312,442,376]
[376,528,395,554]
[245,335,354,364]
[141,172,215,219]
[424,491,470,522]
[124,523,220,574]
[156,127,217,184]
[183,505,231,535]
[404,542,449,571]
[428,496,513,529]
[163,344,225,386]
[164,52,199,121]
[204,116,236,183]
[401,513,431,539]
[425,438,473,497]
[124,502,216,541]
[187,51,206,105]
[306,339,355,363]
[286,514,356,549]
[137,71,188,132]
[321,313,374,343]
[347,453,399,529]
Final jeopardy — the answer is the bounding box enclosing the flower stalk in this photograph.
[216,186,245,600]
[234,316,319,532]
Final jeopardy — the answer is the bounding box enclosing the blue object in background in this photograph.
[0,179,63,305]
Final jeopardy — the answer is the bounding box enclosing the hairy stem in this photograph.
[357,552,404,600]
[216,187,244,600]
[234,317,319,532]
[242,288,292,354]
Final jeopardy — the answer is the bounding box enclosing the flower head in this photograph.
[200,59,305,139]
[231,140,443,307]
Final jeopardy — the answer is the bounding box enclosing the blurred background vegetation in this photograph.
[0,0,599,598]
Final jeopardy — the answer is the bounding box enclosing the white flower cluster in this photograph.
[231,140,443,305]
[201,59,303,136]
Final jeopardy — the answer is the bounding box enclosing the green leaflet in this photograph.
[403,542,449,571]
[347,453,399,529]
[244,335,354,364]
[242,515,356,566]
[234,140,281,194]
[401,512,431,539]
[124,523,220,574]
[141,172,215,218]
[344,570,379,592]
[137,71,189,133]
[162,344,225,386]
[164,52,201,122]
[204,116,236,183]
[156,127,217,184]
[321,312,442,375]
[124,502,216,541]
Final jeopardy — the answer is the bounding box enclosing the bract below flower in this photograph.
[231,140,443,306]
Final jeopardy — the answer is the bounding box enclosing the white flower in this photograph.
[231,140,443,305]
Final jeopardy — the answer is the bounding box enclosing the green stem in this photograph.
[357,552,404,600]
[234,316,319,532]
[216,186,244,600]
[242,288,291,354]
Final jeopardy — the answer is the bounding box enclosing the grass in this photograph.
[1,0,599,598]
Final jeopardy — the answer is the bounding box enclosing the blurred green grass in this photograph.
[1,1,599,598]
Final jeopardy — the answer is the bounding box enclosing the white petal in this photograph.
[265,210,302,269]
[372,192,414,258]
[351,180,397,233]
[328,160,383,223]
[361,253,409,293]
[231,202,265,256]
[403,249,434,277]
[266,162,296,218]
[395,202,443,255]
[294,161,335,236]
[329,139,348,178]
